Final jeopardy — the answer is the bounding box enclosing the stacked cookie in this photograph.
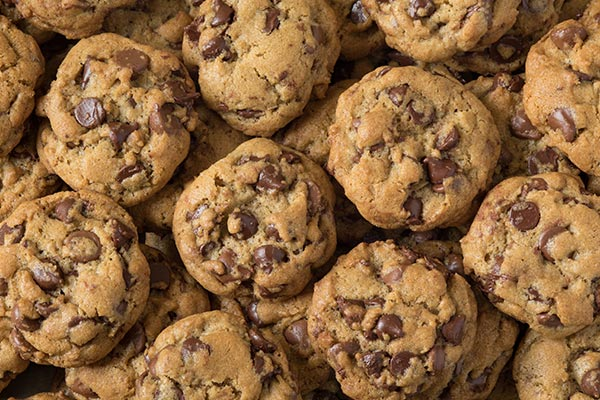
[2,0,600,399]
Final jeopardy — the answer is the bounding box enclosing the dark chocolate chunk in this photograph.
[74,98,106,129]
[114,49,150,74]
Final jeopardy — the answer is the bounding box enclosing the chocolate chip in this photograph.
[522,178,549,194]
[0,223,25,245]
[81,57,93,90]
[114,49,150,74]
[199,241,217,257]
[337,297,366,325]
[149,261,172,289]
[408,0,435,18]
[423,157,458,193]
[12,304,41,331]
[149,103,184,135]
[123,322,146,355]
[446,253,464,275]
[538,226,568,262]
[211,0,234,26]
[117,163,144,182]
[311,25,326,44]
[537,312,562,327]
[329,341,360,357]
[350,1,368,24]
[64,230,102,263]
[441,315,465,345]
[111,219,135,250]
[54,198,76,223]
[468,367,492,393]
[70,379,99,399]
[283,319,310,350]
[548,108,576,142]
[186,204,207,221]
[217,248,237,275]
[263,7,280,34]
[256,165,286,192]
[0,278,7,296]
[279,151,300,164]
[253,354,265,374]
[246,302,266,327]
[31,264,63,291]
[10,330,35,354]
[376,66,392,77]
[435,127,460,151]
[581,368,600,397]
[489,35,523,63]
[265,224,281,241]
[387,50,416,66]
[493,73,525,93]
[253,245,287,273]
[307,180,325,218]
[388,85,408,106]
[74,98,106,129]
[237,109,263,119]
[374,314,404,340]
[230,211,258,240]
[407,100,434,126]
[108,122,139,151]
[249,328,276,353]
[202,35,231,60]
[181,337,211,360]
[122,264,134,289]
[363,351,385,377]
[382,268,405,285]
[184,20,201,43]
[551,25,588,50]
[511,109,542,140]
[161,81,200,106]
[403,196,423,225]
[116,300,128,315]
[509,201,540,231]
[430,345,446,372]
[34,302,57,319]
[390,352,414,376]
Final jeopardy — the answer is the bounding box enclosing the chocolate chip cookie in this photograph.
[328,66,501,230]
[0,190,149,367]
[0,1,53,44]
[173,138,337,299]
[524,2,600,175]
[308,240,478,399]
[38,33,197,207]
[64,245,210,399]
[0,318,28,392]
[135,311,300,399]
[462,172,600,338]
[0,15,44,158]
[182,0,341,136]
[514,322,600,399]
[361,0,521,62]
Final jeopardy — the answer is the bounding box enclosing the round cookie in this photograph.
[64,245,210,399]
[128,104,249,231]
[15,0,137,39]
[182,0,341,136]
[524,2,600,175]
[514,323,600,399]
[0,190,150,367]
[0,1,54,44]
[308,240,478,400]
[466,73,580,186]
[328,66,501,230]
[462,172,600,338]
[135,311,300,399]
[103,0,192,57]
[361,0,521,62]
[38,33,197,207]
[0,15,44,158]
[173,138,336,299]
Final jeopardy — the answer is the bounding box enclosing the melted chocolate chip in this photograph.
[211,0,234,26]
[108,122,139,150]
[493,73,525,93]
[441,315,465,345]
[265,224,281,241]
[246,302,265,327]
[337,297,366,325]
[231,211,258,240]
[31,264,63,291]
[538,226,568,262]
[111,219,135,250]
[390,351,413,376]
[435,127,460,151]
[446,253,464,275]
[162,80,200,106]
[263,7,280,34]
[374,314,404,340]
[581,368,600,397]
[509,201,540,231]
[468,367,492,393]
[253,245,287,273]
[237,109,263,119]
[423,157,458,193]
[382,268,405,285]
[431,345,446,372]
[249,328,276,353]
[311,25,326,44]
[511,109,542,140]
[74,98,106,129]
[186,204,207,221]
[34,302,57,319]
[537,312,562,327]
[330,341,360,357]
[256,165,286,192]
[114,49,150,74]
[363,351,386,377]
[489,35,523,63]
[81,57,93,90]
[181,337,211,360]
[54,198,76,223]
[149,103,184,135]
[70,379,99,398]
[116,163,144,182]
[202,35,231,60]
[122,264,133,289]
[116,300,128,315]
[283,319,310,350]
[12,304,41,332]
[149,261,172,289]
[548,108,577,142]
[408,100,434,126]
[0,223,25,245]
[123,322,146,355]
[64,230,102,263]
[551,25,588,50]
[350,1,368,24]
[199,241,217,257]
[388,85,408,106]
[408,0,435,19]
[0,278,7,296]
[403,196,423,225]
[307,180,325,217]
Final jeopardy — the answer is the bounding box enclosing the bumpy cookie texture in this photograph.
[362,0,521,62]
[328,66,501,231]
[0,319,28,392]
[15,0,137,39]
[524,2,600,175]
[308,240,478,400]
[328,0,385,60]
[135,311,300,399]
[0,190,149,367]
[466,73,580,186]
[183,0,341,136]
[103,0,192,57]
[173,138,337,299]
[0,121,61,222]
[129,104,248,231]
[0,1,53,44]
[0,16,44,158]
[38,33,196,207]
[514,323,600,399]
[462,172,600,338]
[64,245,210,399]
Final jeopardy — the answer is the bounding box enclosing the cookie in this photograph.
[103,0,192,57]
[462,172,600,338]
[64,245,210,399]
[0,190,149,367]
[173,138,337,299]
[560,0,591,20]
[487,361,520,400]
[0,1,54,44]
[0,318,29,393]
[38,33,197,207]
[524,2,600,175]
[513,322,600,399]
[308,240,478,399]
[15,0,137,39]
[128,104,249,231]
[182,0,341,136]
[466,73,580,186]
[135,311,300,399]
[328,66,501,230]
[0,15,44,158]
[362,0,521,62]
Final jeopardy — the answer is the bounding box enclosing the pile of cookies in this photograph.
[1,0,600,399]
